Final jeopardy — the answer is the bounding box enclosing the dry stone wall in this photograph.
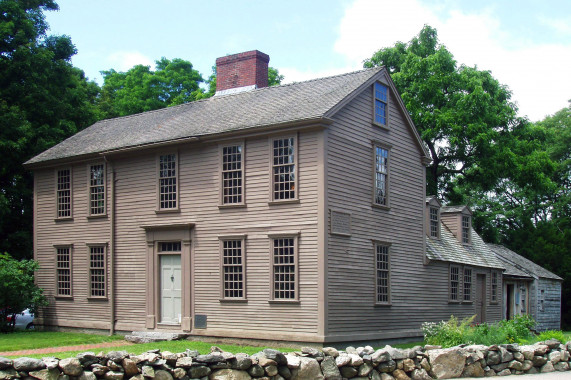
[0,339,570,380]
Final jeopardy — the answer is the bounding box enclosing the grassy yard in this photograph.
[0,331,123,352]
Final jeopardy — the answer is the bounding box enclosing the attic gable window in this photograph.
[158,154,178,210]
[56,168,72,219]
[462,215,471,244]
[429,207,439,238]
[89,164,105,216]
[373,82,388,127]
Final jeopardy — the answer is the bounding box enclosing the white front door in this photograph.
[160,255,181,324]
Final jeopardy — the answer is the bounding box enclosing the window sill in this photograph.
[54,217,74,222]
[268,300,300,305]
[268,199,300,206]
[155,209,180,215]
[374,302,392,307]
[157,322,181,328]
[87,296,108,301]
[218,204,247,209]
[219,298,248,303]
[372,122,390,131]
[372,203,390,211]
[448,300,461,304]
[55,296,73,300]
[87,214,107,220]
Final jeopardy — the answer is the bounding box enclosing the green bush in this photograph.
[422,314,536,347]
[536,330,566,344]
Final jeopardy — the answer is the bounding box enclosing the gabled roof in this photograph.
[441,205,472,214]
[487,244,562,281]
[426,224,504,269]
[26,66,430,167]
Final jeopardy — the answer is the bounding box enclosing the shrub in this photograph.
[536,330,566,343]
[422,314,537,347]
[0,253,48,333]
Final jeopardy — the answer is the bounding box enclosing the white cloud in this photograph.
[539,15,571,35]
[330,0,571,121]
[105,51,154,72]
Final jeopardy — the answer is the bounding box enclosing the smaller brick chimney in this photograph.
[215,50,270,95]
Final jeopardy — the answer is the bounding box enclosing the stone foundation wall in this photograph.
[0,339,570,380]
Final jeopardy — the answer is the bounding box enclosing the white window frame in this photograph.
[373,81,389,128]
[55,245,72,297]
[56,168,72,219]
[219,235,247,301]
[88,244,107,299]
[268,233,299,302]
[462,215,471,244]
[157,153,179,211]
[269,135,298,203]
[429,207,440,238]
[88,163,106,216]
[372,143,390,208]
[374,241,391,305]
[220,143,245,206]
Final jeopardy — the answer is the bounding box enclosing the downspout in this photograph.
[104,156,116,335]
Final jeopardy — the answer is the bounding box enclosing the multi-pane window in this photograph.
[272,138,296,201]
[221,240,245,299]
[272,237,296,300]
[89,164,105,215]
[463,268,472,301]
[57,169,72,218]
[374,82,388,126]
[159,242,181,252]
[375,244,390,304]
[491,272,498,302]
[429,207,439,238]
[222,145,243,204]
[56,247,71,296]
[89,246,106,297]
[374,146,389,206]
[462,216,470,244]
[159,154,177,209]
[450,266,459,301]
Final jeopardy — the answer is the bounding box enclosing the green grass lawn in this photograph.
[0,331,296,358]
[563,331,571,341]
[0,331,123,353]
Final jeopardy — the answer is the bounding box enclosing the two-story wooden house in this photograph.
[26,50,506,344]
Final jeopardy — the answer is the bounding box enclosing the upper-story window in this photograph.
[272,137,296,201]
[57,169,72,218]
[374,146,389,207]
[429,207,439,238]
[462,215,470,244]
[89,164,105,216]
[222,144,244,205]
[159,154,177,210]
[374,82,388,127]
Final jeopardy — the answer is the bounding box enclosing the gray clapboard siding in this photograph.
[535,279,562,331]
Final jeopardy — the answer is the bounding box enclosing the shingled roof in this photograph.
[27,66,420,166]
[487,244,562,281]
[426,224,505,269]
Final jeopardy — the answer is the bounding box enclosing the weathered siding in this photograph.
[324,73,501,342]
[34,163,111,330]
[34,129,322,340]
[535,279,562,331]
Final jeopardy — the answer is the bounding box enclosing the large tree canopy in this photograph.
[364,25,517,196]
[0,0,100,259]
[98,57,206,118]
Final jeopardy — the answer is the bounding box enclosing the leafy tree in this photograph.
[0,0,100,260]
[364,25,517,196]
[0,253,48,332]
[98,57,205,118]
[204,66,284,98]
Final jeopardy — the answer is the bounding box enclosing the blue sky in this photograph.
[45,0,570,121]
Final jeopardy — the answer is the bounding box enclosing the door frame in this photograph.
[142,223,193,331]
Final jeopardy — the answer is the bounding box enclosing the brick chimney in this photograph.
[215,50,270,95]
